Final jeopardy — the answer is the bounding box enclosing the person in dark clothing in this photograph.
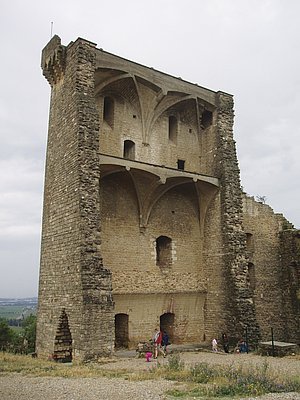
[239,340,248,353]
[221,332,229,353]
[162,331,170,354]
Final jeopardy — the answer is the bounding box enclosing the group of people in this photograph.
[145,328,170,362]
[211,333,248,354]
[145,329,249,361]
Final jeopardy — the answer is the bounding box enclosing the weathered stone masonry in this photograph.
[214,94,260,341]
[36,35,299,361]
[36,36,114,361]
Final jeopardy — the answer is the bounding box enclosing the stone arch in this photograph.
[53,309,72,362]
[160,312,175,342]
[115,313,129,349]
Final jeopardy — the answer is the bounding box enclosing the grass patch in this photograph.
[164,357,300,398]
[1,352,299,398]
[0,353,127,379]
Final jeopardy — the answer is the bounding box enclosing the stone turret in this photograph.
[36,36,114,361]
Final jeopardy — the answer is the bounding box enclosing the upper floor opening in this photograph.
[168,115,178,143]
[156,235,172,267]
[123,140,135,160]
[103,96,114,128]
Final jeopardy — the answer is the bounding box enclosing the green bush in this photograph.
[166,360,300,398]
[190,362,218,383]
[166,353,185,371]
[22,315,36,353]
[0,318,14,350]
[0,315,36,354]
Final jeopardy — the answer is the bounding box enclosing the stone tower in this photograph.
[36,36,114,361]
[36,35,263,361]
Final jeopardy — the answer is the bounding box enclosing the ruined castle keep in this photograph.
[36,35,299,361]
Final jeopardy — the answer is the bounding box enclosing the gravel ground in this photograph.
[1,351,299,400]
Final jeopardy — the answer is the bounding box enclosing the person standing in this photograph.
[153,328,165,358]
[221,333,229,353]
[162,330,169,354]
[212,337,218,352]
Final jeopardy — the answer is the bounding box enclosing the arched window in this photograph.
[156,236,172,267]
[168,116,177,143]
[201,109,213,129]
[103,96,114,127]
[123,140,135,160]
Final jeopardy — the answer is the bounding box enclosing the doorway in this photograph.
[160,312,175,342]
[123,140,135,160]
[115,313,129,349]
[53,309,72,362]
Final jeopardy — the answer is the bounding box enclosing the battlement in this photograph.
[41,35,66,86]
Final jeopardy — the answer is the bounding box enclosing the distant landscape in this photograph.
[0,298,37,326]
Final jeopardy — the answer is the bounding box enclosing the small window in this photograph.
[247,263,256,292]
[123,140,135,160]
[168,116,177,143]
[103,96,114,127]
[156,236,172,267]
[177,159,185,170]
[201,109,213,129]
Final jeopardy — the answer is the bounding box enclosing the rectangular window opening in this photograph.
[177,159,185,170]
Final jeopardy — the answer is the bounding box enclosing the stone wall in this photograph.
[279,229,300,343]
[94,47,232,348]
[36,36,114,361]
[114,292,206,346]
[242,195,298,342]
[93,48,261,346]
[213,93,260,343]
[37,35,299,359]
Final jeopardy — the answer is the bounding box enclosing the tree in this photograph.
[22,315,37,353]
[0,318,14,350]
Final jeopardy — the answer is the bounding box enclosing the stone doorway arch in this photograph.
[53,309,72,362]
[115,313,129,349]
[160,312,175,342]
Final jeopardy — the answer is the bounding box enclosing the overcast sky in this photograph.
[0,0,299,298]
